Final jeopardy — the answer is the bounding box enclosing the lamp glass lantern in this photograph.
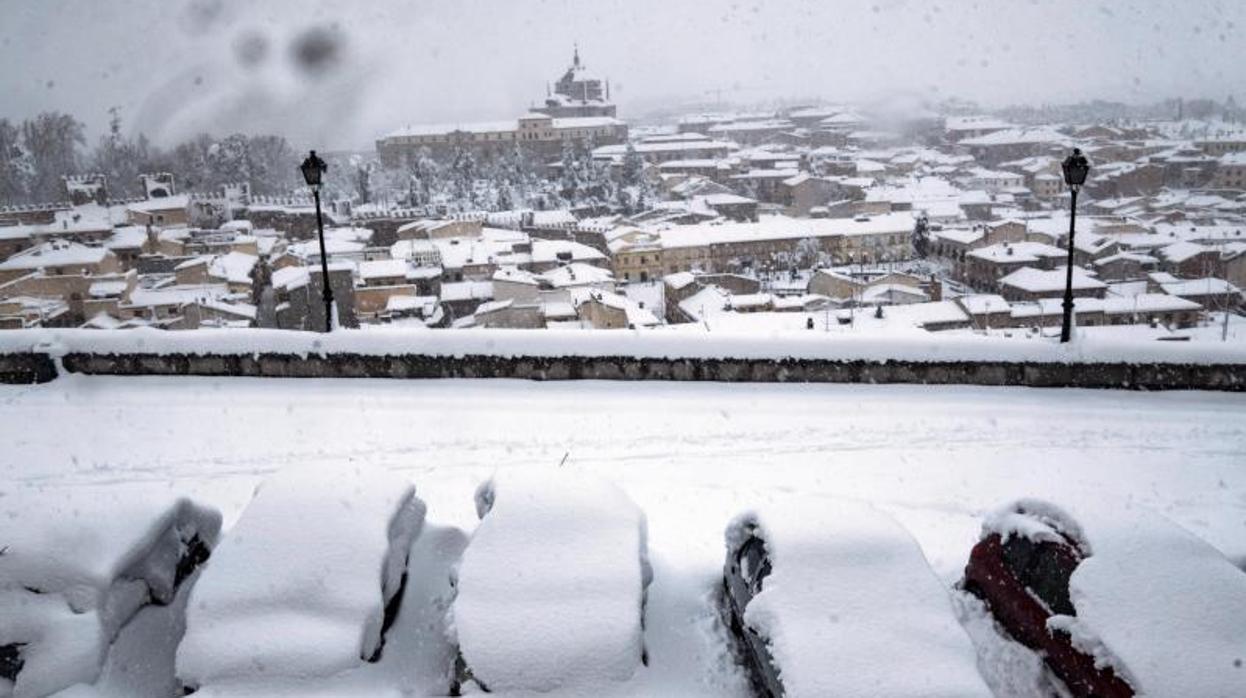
[300,150,328,189]
[1061,148,1090,191]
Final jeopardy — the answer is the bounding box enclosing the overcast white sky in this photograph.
[2,0,1244,150]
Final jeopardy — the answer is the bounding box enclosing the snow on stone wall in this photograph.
[2,326,1245,366]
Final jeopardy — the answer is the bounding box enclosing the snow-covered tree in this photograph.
[403,148,440,208]
[21,111,85,202]
[450,146,480,209]
[795,237,820,268]
[243,135,299,196]
[619,142,643,188]
[559,141,582,204]
[0,119,29,203]
[89,107,155,199]
[495,185,514,211]
[355,161,372,204]
[912,214,930,259]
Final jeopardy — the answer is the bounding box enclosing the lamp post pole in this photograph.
[311,186,333,333]
[1059,148,1090,344]
[300,150,333,332]
[1059,186,1079,343]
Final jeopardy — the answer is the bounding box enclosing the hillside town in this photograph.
[6,3,1246,697]
[1,49,1244,342]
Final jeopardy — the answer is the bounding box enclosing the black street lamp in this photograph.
[299,150,333,332]
[1059,148,1090,343]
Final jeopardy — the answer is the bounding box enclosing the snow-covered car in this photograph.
[962,498,1246,698]
[0,490,221,698]
[450,470,651,693]
[721,500,991,698]
[175,463,425,692]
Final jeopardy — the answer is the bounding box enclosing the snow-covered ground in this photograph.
[2,376,1245,695]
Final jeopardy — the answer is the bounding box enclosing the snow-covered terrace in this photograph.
[1,377,1243,696]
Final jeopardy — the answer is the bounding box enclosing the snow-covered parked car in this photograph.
[962,498,1246,698]
[0,489,220,698]
[722,499,991,698]
[175,463,425,691]
[450,470,651,693]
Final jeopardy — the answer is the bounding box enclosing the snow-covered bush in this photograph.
[0,491,221,698]
[175,464,424,690]
[450,470,651,692]
[724,499,991,697]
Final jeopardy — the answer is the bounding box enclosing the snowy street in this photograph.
[3,377,1246,695]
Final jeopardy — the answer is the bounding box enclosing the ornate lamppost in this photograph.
[1059,148,1090,343]
[299,150,333,332]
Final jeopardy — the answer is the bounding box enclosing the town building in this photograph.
[537,45,617,118]
[997,266,1108,302]
[610,212,914,281]
[376,49,627,166]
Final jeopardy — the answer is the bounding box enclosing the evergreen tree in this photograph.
[912,214,930,259]
[620,142,643,188]
[450,146,479,209]
[404,148,440,208]
[614,187,632,213]
[495,185,514,211]
[559,141,581,205]
[355,161,372,204]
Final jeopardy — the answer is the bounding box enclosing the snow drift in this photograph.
[0,490,221,698]
[175,463,424,689]
[725,499,991,697]
[450,470,652,693]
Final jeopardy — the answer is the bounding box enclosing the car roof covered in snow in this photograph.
[0,487,222,697]
[726,499,991,698]
[983,498,1246,697]
[0,489,221,608]
[176,463,424,686]
[452,470,650,692]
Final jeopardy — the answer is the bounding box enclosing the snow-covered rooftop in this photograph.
[999,266,1108,293]
[0,241,109,271]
